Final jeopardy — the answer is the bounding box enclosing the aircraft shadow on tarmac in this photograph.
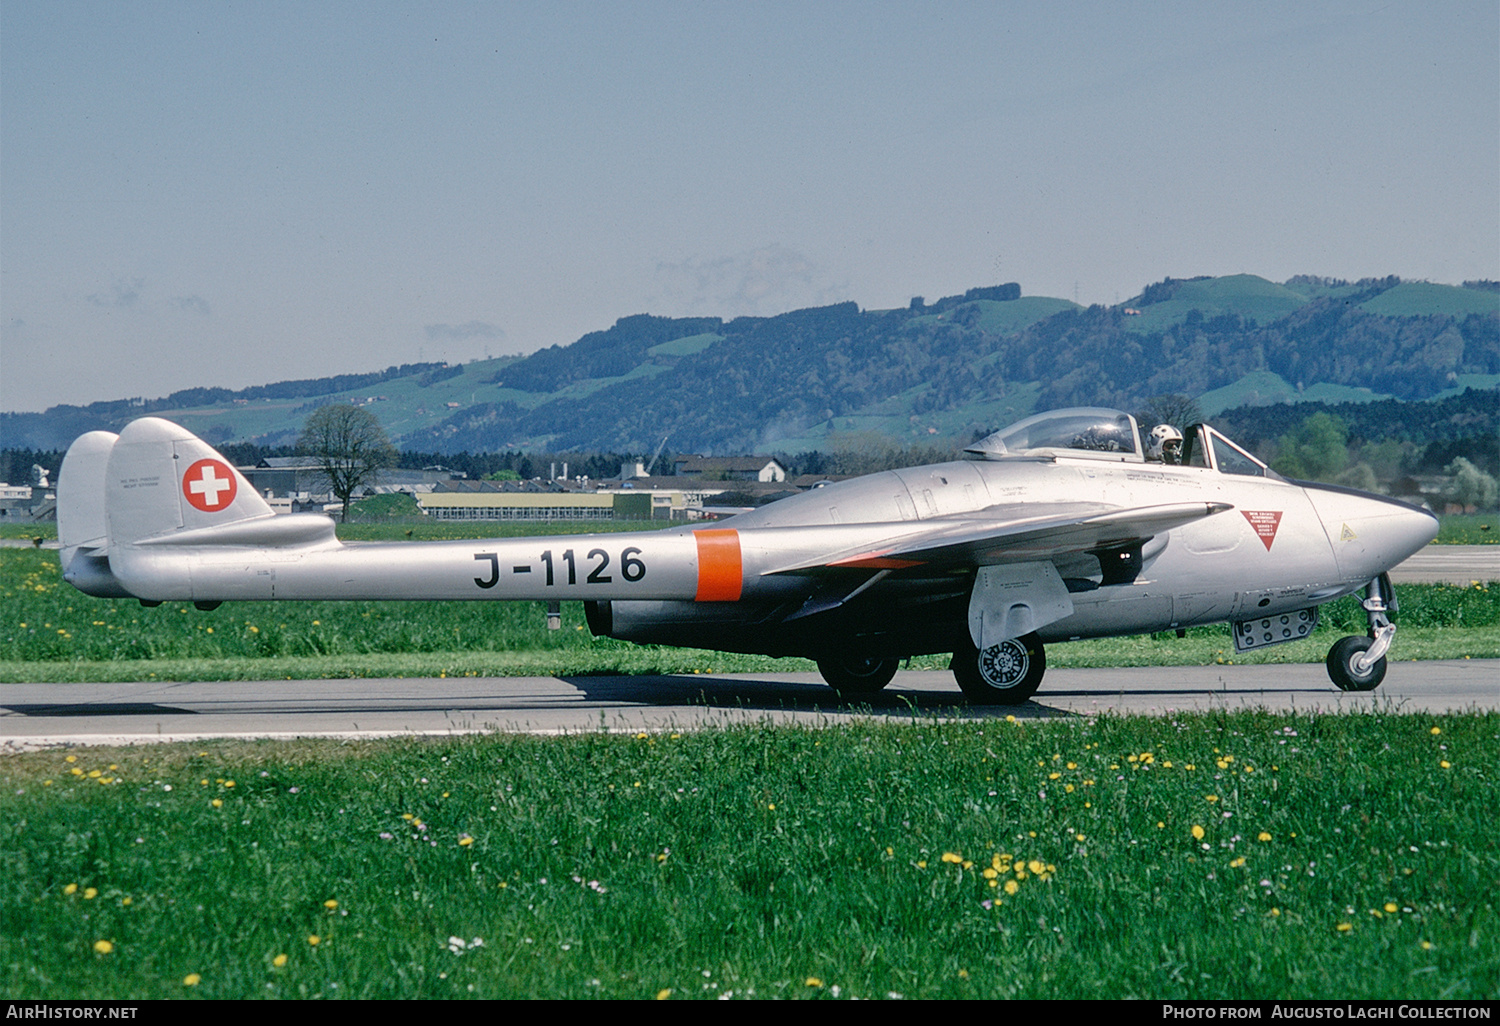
[561,675,1073,719]
[1,672,1363,727]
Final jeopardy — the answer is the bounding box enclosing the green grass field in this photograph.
[2,713,1493,999]
[4,519,1496,1000]
[2,541,1497,683]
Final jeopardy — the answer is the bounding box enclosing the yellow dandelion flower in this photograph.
[1075,834,1085,842]
[805,977,823,987]
[941,852,963,864]
[1191,825,1205,840]
[459,836,474,847]
[93,940,113,954]
[1004,879,1019,895]
[1430,727,1441,735]
[83,888,97,900]
[1420,941,1433,950]
[65,755,76,763]
[1440,760,1451,769]
[212,798,222,808]
[64,883,78,895]
[656,989,672,1000]
[273,954,288,967]
[1336,923,1352,932]
[1205,795,1218,803]
[308,935,320,946]
[1385,903,1399,914]
[1257,832,1272,842]
[324,899,338,909]
[183,973,201,986]
[1229,857,1246,868]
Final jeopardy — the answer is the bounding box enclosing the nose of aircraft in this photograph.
[1301,483,1440,583]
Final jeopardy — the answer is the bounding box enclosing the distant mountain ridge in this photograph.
[3,275,1495,455]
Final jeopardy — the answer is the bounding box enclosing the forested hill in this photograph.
[408,275,1497,453]
[3,275,1496,455]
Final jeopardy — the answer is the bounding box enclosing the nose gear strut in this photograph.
[1325,573,1397,691]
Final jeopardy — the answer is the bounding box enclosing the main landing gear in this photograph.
[950,633,1046,705]
[1325,574,1396,692]
[816,654,900,700]
[816,637,1048,705]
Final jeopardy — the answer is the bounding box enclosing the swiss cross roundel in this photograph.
[182,458,238,512]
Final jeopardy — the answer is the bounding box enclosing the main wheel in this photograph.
[951,633,1046,705]
[1326,635,1386,692]
[816,654,899,700]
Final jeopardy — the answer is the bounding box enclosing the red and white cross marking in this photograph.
[182,458,238,512]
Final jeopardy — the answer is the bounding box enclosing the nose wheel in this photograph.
[1326,574,1396,692]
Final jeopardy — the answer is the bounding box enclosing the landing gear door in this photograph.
[968,563,1074,650]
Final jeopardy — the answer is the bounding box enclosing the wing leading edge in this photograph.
[763,501,1234,576]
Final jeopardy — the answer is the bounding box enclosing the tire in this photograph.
[1326,635,1386,692]
[951,633,1046,705]
[817,654,899,699]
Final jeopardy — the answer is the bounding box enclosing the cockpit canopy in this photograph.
[967,408,1144,461]
[966,406,1275,477]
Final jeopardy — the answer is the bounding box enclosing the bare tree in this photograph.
[1137,394,1204,432]
[298,404,397,521]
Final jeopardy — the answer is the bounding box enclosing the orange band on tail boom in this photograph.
[694,529,743,601]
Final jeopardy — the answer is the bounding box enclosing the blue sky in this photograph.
[3,1,1496,412]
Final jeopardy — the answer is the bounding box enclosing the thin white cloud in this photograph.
[170,295,211,315]
[85,279,144,309]
[653,244,849,318]
[425,321,504,342]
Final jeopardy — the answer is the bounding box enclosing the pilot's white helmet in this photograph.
[1148,423,1183,460]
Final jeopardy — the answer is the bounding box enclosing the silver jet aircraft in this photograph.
[57,408,1438,704]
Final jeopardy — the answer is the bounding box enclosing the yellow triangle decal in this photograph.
[1340,523,1358,542]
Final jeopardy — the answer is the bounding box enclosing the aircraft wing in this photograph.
[763,500,1233,576]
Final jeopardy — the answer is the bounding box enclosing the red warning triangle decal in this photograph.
[1241,510,1283,551]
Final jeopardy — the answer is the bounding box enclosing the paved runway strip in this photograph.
[3,660,1495,750]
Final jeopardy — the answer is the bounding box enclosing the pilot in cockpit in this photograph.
[1147,424,1183,465]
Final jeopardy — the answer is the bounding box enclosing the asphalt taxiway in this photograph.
[3,660,1495,750]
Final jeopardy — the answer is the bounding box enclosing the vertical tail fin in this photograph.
[106,417,274,546]
[58,429,135,597]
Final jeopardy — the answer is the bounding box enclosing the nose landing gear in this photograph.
[1326,573,1396,692]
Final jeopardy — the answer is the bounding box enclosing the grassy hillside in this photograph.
[1360,281,1500,317]
[1122,274,1309,332]
[4,275,1494,456]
